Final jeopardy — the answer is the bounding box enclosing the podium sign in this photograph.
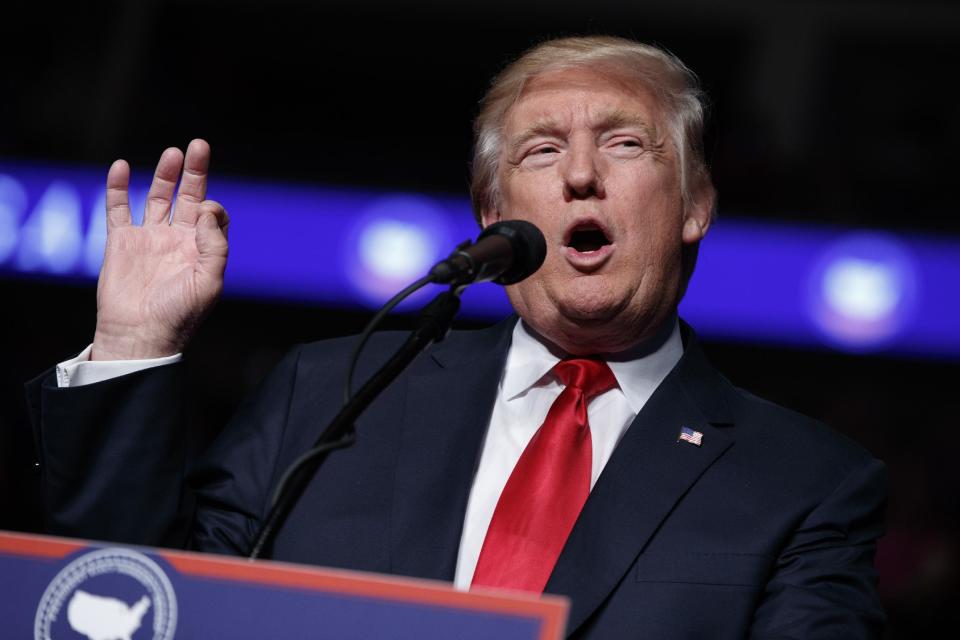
[0,531,567,639]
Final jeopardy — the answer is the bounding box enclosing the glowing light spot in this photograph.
[822,258,901,322]
[343,194,452,305]
[16,181,83,273]
[806,232,918,351]
[358,220,434,280]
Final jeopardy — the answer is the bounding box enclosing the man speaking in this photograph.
[28,36,886,638]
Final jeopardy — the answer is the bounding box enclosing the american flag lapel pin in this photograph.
[678,426,703,447]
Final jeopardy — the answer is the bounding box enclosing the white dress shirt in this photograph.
[56,318,683,590]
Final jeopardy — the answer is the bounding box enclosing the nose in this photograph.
[561,141,605,201]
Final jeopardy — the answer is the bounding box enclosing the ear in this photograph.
[682,183,715,245]
[480,207,501,229]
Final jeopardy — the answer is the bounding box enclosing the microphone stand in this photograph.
[247,286,463,559]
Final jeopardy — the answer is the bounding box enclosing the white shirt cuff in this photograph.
[56,345,183,388]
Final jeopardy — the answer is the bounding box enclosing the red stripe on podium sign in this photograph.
[0,530,87,559]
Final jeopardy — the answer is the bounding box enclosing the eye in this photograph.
[606,135,645,157]
[519,143,562,167]
[531,145,560,155]
[608,136,642,149]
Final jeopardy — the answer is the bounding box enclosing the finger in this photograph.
[172,138,211,227]
[105,160,132,231]
[144,147,185,225]
[195,204,229,281]
[199,199,230,240]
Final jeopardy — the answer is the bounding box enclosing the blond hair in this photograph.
[470,36,713,223]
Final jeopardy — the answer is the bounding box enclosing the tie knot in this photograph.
[552,358,618,401]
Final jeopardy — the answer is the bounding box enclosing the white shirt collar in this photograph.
[501,317,684,413]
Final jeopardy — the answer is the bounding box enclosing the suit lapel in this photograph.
[545,331,737,635]
[388,318,515,581]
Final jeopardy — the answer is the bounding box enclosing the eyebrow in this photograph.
[595,109,657,137]
[507,109,658,159]
[507,119,566,159]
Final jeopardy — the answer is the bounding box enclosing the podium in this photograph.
[0,531,567,639]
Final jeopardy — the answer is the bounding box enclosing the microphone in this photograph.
[429,220,547,286]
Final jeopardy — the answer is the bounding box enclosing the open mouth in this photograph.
[566,224,612,253]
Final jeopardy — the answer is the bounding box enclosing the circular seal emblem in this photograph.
[34,547,177,640]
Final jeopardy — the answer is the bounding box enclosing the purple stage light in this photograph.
[1,159,958,359]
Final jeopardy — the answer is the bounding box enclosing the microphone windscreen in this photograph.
[478,220,547,285]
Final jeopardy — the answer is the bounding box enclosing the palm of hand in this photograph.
[96,224,218,357]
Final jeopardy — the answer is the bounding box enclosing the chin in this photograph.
[558,293,676,353]
[556,303,619,324]
[545,299,633,353]
[508,283,661,352]
[555,288,626,322]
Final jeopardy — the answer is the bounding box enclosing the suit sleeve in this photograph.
[749,456,888,639]
[25,345,306,554]
[26,360,193,546]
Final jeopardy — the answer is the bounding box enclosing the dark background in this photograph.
[2,1,958,636]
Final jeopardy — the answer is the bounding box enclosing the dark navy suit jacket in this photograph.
[26,319,886,638]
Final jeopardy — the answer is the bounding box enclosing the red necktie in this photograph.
[471,358,618,593]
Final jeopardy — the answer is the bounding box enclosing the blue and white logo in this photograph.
[34,547,177,640]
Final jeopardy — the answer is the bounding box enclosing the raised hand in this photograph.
[91,139,230,361]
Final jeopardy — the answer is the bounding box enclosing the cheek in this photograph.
[502,170,559,212]
[612,182,684,243]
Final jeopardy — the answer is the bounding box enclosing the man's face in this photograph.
[482,65,712,354]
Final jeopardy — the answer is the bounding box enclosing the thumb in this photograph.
[195,205,229,278]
